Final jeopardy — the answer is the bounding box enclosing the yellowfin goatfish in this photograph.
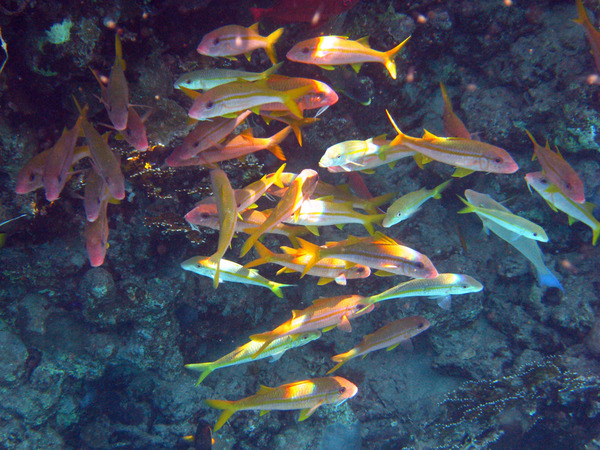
[174,63,282,91]
[327,316,430,374]
[84,169,109,222]
[249,295,375,358]
[280,198,385,235]
[240,169,319,257]
[188,79,313,120]
[525,172,599,246]
[85,198,109,267]
[525,130,585,204]
[166,111,252,166]
[387,110,519,177]
[184,331,321,385]
[383,180,451,227]
[440,82,471,139]
[319,135,390,168]
[180,256,294,298]
[458,196,549,242]
[197,23,284,64]
[120,106,149,151]
[464,189,563,289]
[292,232,438,279]
[364,273,483,310]
[246,241,371,286]
[205,376,358,432]
[286,35,411,80]
[208,169,237,287]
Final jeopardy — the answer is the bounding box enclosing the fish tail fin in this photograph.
[432,179,452,199]
[593,224,599,246]
[364,214,386,235]
[538,270,564,291]
[262,61,283,79]
[267,127,292,160]
[240,231,261,257]
[205,399,238,432]
[252,240,274,260]
[386,109,405,146]
[383,36,411,79]
[573,0,589,26]
[327,351,354,374]
[115,34,125,70]
[265,27,284,64]
[456,196,474,214]
[272,163,286,188]
[281,85,313,119]
[440,81,453,113]
[294,237,321,277]
[184,362,214,386]
[270,282,294,298]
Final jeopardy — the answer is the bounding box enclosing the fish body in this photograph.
[185,126,291,166]
[525,172,599,246]
[293,232,438,279]
[240,169,319,256]
[188,79,311,120]
[440,82,471,139]
[205,376,358,432]
[464,189,563,290]
[42,119,82,201]
[365,273,483,305]
[458,196,548,242]
[85,198,109,267]
[197,23,283,64]
[249,294,374,357]
[383,180,451,227]
[573,0,600,73]
[166,111,251,166]
[246,241,371,286]
[208,169,238,287]
[328,316,430,373]
[387,111,518,176]
[287,35,411,80]
[104,35,129,131]
[282,198,384,235]
[185,331,321,385]
[180,256,293,297]
[525,130,585,204]
[120,106,149,151]
[250,0,361,25]
[174,64,281,91]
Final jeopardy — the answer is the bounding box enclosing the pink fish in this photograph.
[84,168,110,222]
[85,198,109,267]
[119,107,149,151]
[15,149,50,194]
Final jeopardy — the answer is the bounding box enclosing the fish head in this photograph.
[188,92,225,120]
[350,297,375,317]
[184,204,219,226]
[404,315,431,335]
[485,151,519,174]
[557,175,585,204]
[331,376,358,404]
[180,256,215,275]
[298,80,339,111]
[286,39,320,63]
[196,30,233,57]
[121,107,149,151]
[409,253,439,279]
[442,273,484,294]
[292,330,322,347]
[381,204,408,228]
[345,264,371,280]
[320,142,349,167]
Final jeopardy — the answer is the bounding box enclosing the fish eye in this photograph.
[417,322,424,328]
[206,101,214,109]
[301,47,310,54]
[338,386,346,394]
[565,182,572,190]
[356,304,366,310]
[494,157,502,163]
[29,173,35,181]
[533,232,538,237]
[200,212,210,219]
[213,38,220,45]
[193,141,200,148]
[462,284,468,289]
[415,262,424,269]
[356,267,364,273]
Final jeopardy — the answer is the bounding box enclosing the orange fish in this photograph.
[440,82,471,139]
[573,0,600,73]
[525,130,585,204]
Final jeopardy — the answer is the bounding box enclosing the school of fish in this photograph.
[13,0,600,437]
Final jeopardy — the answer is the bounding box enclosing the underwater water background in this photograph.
[1,0,600,448]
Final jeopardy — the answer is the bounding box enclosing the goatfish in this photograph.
[465,189,563,289]
[179,126,291,166]
[387,110,519,177]
[174,63,282,91]
[319,135,391,168]
[84,169,110,222]
[383,180,451,228]
[525,172,599,246]
[240,169,319,257]
[187,79,313,120]
[327,316,430,374]
[364,273,483,310]
[205,376,358,432]
[325,144,415,173]
[180,256,294,298]
[279,198,385,235]
[245,241,371,286]
[185,206,309,248]
[185,331,321,386]
[119,106,149,151]
[85,197,109,267]
[573,0,600,74]
[249,294,375,358]
[166,111,252,166]
[197,23,284,65]
[286,35,411,80]
[458,196,549,242]
[42,117,82,201]
[291,232,439,279]
[440,82,471,139]
[525,130,585,204]
[208,169,237,287]
[91,35,129,131]
[77,103,126,200]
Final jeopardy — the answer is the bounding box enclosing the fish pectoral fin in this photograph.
[317,277,334,285]
[318,65,336,71]
[337,314,353,332]
[269,352,284,362]
[334,273,347,285]
[259,410,270,416]
[322,325,337,333]
[298,401,324,422]
[374,270,396,277]
[452,167,475,178]
[351,63,363,73]
[436,295,452,310]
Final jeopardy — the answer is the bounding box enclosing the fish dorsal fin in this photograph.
[356,36,370,47]
[337,314,352,332]
[312,296,333,307]
[179,86,201,100]
[291,309,302,319]
[249,22,260,33]
[256,384,274,395]
[422,129,439,140]
[373,134,387,141]
[298,400,324,421]
[372,231,397,245]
